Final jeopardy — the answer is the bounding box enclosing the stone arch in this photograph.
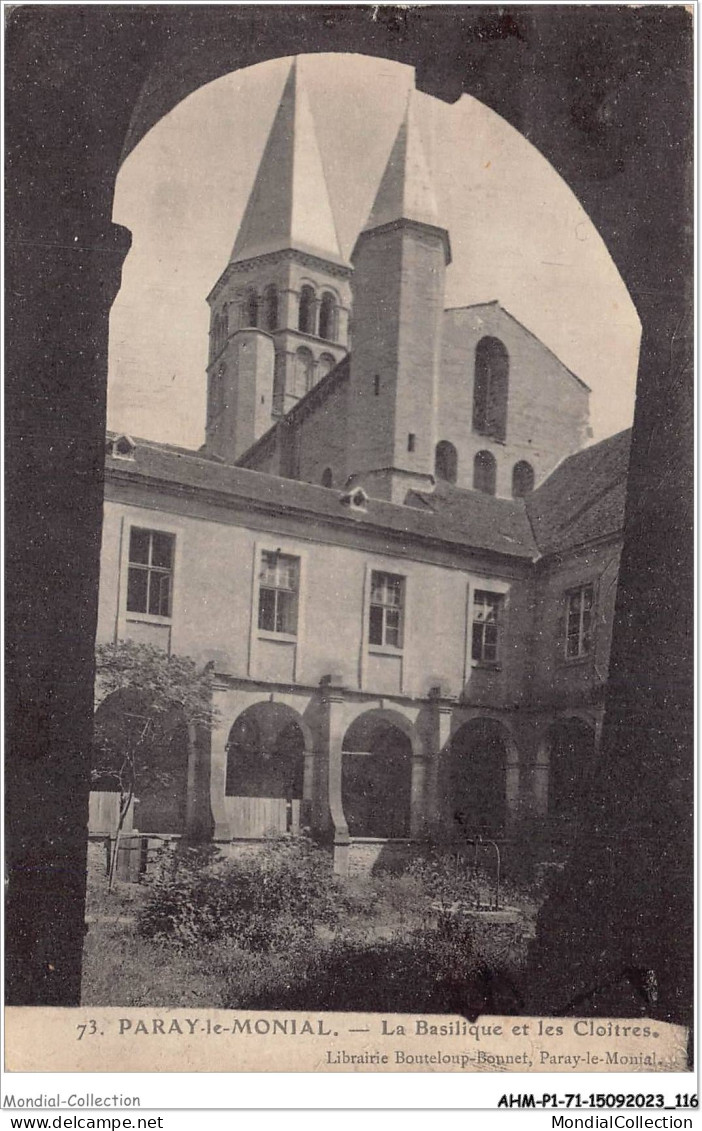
[243,287,258,328]
[224,701,312,836]
[225,700,311,796]
[317,352,336,380]
[6,6,687,1016]
[298,284,316,334]
[435,439,458,484]
[318,291,337,340]
[93,687,189,835]
[262,284,278,331]
[512,459,534,498]
[473,449,497,495]
[293,346,314,397]
[341,708,417,838]
[445,715,516,838]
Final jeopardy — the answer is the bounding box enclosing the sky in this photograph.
[108,53,641,449]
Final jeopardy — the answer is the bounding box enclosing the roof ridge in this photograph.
[443,302,591,392]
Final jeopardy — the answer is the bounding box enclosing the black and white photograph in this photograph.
[5,0,695,1098]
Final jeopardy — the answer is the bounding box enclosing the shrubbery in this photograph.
[138,836,344,952]
[82,837,536,1009]
[223,918,525,1015]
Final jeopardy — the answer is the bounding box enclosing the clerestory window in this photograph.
[473,336,509,441]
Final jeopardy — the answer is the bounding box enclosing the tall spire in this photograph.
[230,58,347,267]
[358,89,450,263]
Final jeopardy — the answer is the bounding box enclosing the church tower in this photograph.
[346,93,451,504]
[204,59,352,464]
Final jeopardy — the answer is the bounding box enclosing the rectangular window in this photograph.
[126,527,174,617]
[471,589,503,663]
[565,584,594,659]
[258,551,299,635]
[369,571,404,648]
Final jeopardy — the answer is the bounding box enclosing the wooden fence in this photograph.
[224,796,300,839]
[88,791,133,835]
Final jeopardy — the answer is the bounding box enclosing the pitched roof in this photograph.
[230,59,347,268]
[443,302,591,392]
[354,90,451,264]
[105,428,630,563]
[405,481,538,556]
[105,433,537,560]
[526,429,631,555]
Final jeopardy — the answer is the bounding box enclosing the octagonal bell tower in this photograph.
[205,59,352,464]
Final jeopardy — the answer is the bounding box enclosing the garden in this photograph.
[82,835,544,1014]
[85,640,545,1013]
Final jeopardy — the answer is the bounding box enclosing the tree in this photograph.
[92,641,216,886]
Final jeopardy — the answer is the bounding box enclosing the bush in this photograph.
[138,836,344,952]
[406,847,540,919]
[224,916,525,1016]
[407,849,491,913]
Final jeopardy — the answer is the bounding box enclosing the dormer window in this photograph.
[110,435,136,460]
[340,486,368,512]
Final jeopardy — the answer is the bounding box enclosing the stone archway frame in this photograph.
[443,712,522,835]
[5,6,691,1012]
[210,690,315,840]
[340,705,426,841]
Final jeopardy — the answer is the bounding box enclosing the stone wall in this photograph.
[438,304,590,497]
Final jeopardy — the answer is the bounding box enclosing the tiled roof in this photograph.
[106,433,537,560]
[105,429,630,562]
[405,482,538,556]
[526,429,631,554]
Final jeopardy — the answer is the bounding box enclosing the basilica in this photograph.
[96,61,630,873]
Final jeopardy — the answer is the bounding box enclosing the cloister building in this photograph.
[96,61,631,873]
